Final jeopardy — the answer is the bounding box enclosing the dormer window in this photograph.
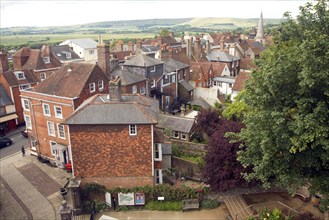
[14,71,25,80]
[65,52,71,59]
[43,57,50,64]
[150,66,156,72]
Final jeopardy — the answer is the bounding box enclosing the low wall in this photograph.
[171,139,206,157]
[172,157,201,180]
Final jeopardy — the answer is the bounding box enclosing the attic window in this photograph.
[14,71,25,80]
[57,53,61,57]
[43,57,50,64]
[65,52,71,59]
[150,66,156,72]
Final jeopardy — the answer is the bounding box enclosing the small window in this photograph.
[50,141,57,156]
[98,80,104,91]
[181,133,187,140]
[54,106,63,119]
[132,85,137,94]
[25,115,32,129]
[57,124,65,139]
[229,83,233,88]
[213,81,217,86]
[171,74,176,83]
[173,131,179,139]
[89,83,95,93]
[150,66,156,72]
[89,50,95,55]
[178,73,181,80]
[47,121,55,137]
[183,69,186,77]
[43,57,50,64]
[165,96,170,106]
[155,169,163,184]
[41,72,46,81]
[151,79,156,88]
[22,99,30,111]
[43,104,51,116]
[19,84,31,91]
[14,71,25,80]
[154,143,162,161]
[65,52,71,59]
[140,87,145,95]
[198,73,201,80]
[129,125,137,136]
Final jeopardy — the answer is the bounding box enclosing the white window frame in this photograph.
[171,74,176,83]
[50,141,57,156]
[41,72,46,81]
[14,71,25,80]
[22,99,30,111]
[132,85,137,94]
[165,96,170,107]
[155,169,163,184]
[47,121,56,137]
[181,133,187,140]
[154,143,162,161]
[151,79,156,88]
[173,131,179,139]
[140,86,146,95]
[43,57,50,64]
[19,84,31,91]
[25,115,32,129]
[150,66,156,72]
[129,125,137,136]
[54,106,63,119]
[65,52,71,59]
[57,124,65,139]
[43,103,51,116]
[89,82,96,93]
[98,80,104,91]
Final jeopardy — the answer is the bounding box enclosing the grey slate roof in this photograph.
[0,84,13,107]
[188,97,211,109]
[111,68,146,86]
[141,45,160,53]
[156,114,194,133]
[65,38,97,49]
[206,51,240,62]
[64,94,159,125]
[162,143,172,155]
[163,58,189,70]
[178,80,194,92]
[123,54,163,67]
[213,76,236,84]
[50,45,83,62]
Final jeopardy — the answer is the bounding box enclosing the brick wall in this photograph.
[81,176,154,189]
[69,124,154,187]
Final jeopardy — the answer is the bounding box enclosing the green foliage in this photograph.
[159,29,170,36]
[222,91,250,122]
[237,0,329,208]
[248,208,290,220]
[200,199,219,209]
[192,105,202,111]
[145,201,182,211]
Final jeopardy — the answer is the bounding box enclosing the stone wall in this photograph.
[171,139,206,157]
[172,156,201,180]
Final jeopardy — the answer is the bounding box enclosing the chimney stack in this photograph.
[229,44,236,56]
[128,41,134,52]
[116,40,124,52]
[108,76,122,101]
[194,37,201,60]
[97,35,110,77]
[0,54,9,73]
[136,39,143,50]
[206,40,211,55]
[186,37,192,58]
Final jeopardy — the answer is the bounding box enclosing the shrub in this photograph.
[200,199,219,209]
[145,201,182,211]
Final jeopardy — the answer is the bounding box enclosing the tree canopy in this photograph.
[237,0,329,208]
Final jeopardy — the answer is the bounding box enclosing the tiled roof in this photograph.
[240,58,256,70]
[233,71,249,91]
[163,58,189,70]
[172,48,190,65]
[123,54,163,67]
[50,45,82,62]
[2,69,38,86]
[63,38,97,49]
[111,68,146,86]
[190,64,202,81]
[178,80,193,92]
[112,51,132,61]
[32,62,103,98]
[64,94,159,125]
[0,84,13,106]
[161,36,178,45]
[206,51,240,62]
[156,114,194,133]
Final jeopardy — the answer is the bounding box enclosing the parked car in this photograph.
[0,137,13,148]
[21,130,28,138]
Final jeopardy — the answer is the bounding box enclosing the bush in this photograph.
[200,199,219,209]
[145,201,182,211]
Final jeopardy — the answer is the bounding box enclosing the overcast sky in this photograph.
[1,0,311,28]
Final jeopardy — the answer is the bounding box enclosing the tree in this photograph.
[195,109,221,140]
[159,29,170,36]
[202,119,253,191]
[237,0,329,208]
[222,91,250,122]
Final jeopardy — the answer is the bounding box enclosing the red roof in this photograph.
[233,71,249,91]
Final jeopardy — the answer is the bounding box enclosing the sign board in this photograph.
[134,192,145,205]
[157,197,164,201]
[118,193,134,206]
[105,192,112,207]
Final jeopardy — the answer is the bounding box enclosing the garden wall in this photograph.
[171,139,206,157]
[172,157,202,180]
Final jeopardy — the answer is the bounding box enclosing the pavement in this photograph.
[0,128,72,220]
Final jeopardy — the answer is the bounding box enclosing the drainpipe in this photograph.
[29,100,41,155]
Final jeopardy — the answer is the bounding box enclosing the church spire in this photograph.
[255,11,264,41]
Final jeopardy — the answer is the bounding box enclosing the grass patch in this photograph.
[145,201,182,211]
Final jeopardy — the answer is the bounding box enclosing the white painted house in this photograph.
[60,38,98,62]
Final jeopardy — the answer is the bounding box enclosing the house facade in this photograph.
[63,85,165,188]
[60,38,98,62]
[20,62,109,162]
[0,84,18,132]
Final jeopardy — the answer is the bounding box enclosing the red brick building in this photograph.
[63,83,164,188]
[20,62,109,162]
